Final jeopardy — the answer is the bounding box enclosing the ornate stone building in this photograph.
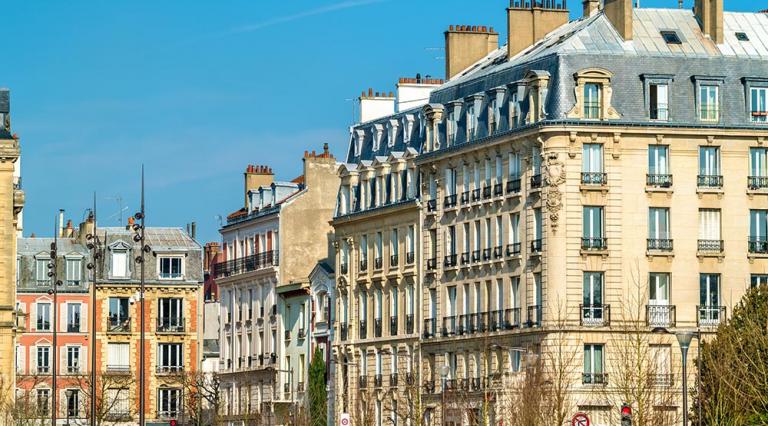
[333,1,768,424]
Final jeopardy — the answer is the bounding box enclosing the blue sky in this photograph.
[2,0,758,243]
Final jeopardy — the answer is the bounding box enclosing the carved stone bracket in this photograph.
[568,132,578,158]
[612,132,621,159]
[543,152,566,231]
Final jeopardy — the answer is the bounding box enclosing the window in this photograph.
[699,85,719,121]
[36,389,50,416]
[648,208,671,250]
[583,83,601,119]
[466,104,476,139]
[67,346,80,374]
[649,273,670,306]
[533,208,542,244]
[750,148,768,189]
[649,83,669,120]
[106,389,129,416]
[158,298,183,331]
[582,272,604,325]
[36,259,50,286]
[67,303,81,333]
[582,207,604,249]
[583,344,605,384]
[509,213,520,245]
[751,87,767,123]
[158,388,182,417]
[648,145,670,185]
[65,258,82,286]
[159,256,182,279]
[107,343,130,371]
[390,229,399,258]
[158,343,183,372]
[751,274,768,288]
[488,98,498,133]
[660,31,681,44]
[407,226,415,259]
[37,346,50,373]
[750,210,768,253]
[111,249,129,278]
[736,32,749,41]
[698,146,721,187]
[698,209,721,251]
[108,297,129,332]
[508,152,520,178]
[650,345,672,386]
[36,302,51,331]
[66,389,79,417]
[582,143,604,184]
[510,350,521,373]
[447,107,458,145]
[699,274,721,325]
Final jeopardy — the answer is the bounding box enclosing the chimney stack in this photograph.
[695,0,724,44]
[359,89,395,123]
[506,0,570,60]
[583,0,600,17]
[604,0,633,40]
[58,209,65,238]
[444,25,499,80]
[244,165,274,211]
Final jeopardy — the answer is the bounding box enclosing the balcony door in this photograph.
[700,274,720,324]
[699,147,720,176]
[649,208,670,240]
[582,272,603,323]
[582,144,604,174]
[649,273,670,327]
[648,145,669,175]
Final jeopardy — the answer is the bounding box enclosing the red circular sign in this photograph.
[572,412,590,426]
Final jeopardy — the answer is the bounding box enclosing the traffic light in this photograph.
[169,420,177,426]
[621,403,632,426]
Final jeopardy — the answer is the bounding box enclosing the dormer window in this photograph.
[466,104,476,140]
[488,98,497,134]
[65,258,82,286]
[159,256,183,280]
[752,87,768,123]
[35,258,50,286]
[649,83,669,121]
[583,83,601,119]
[111,249,129,278]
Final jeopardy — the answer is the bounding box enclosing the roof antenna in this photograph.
[678,0,683,8]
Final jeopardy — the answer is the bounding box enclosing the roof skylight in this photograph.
[736,32,750,41]
[661,31,682,44]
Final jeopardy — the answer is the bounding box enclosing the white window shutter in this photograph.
[30,346,36,373]
[30,303,36,332]
[80,304,87,333]
[60,304,67,333]
[60,347,67,375]
[80,346,87,374]
[16,345,25,374]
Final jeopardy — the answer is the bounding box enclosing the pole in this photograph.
[681,345,689,426]
[52,213,60,426]
[139,166,146,426]
[697,330,702,426]
[90,194,97,426]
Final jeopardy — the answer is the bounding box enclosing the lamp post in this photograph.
[676,331,696,426]
[439,364,450,426]
[49,211,64,426]
[131,167,149,425]
[85,200,101,426]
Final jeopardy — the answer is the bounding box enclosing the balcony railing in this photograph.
[340,323,348,341]
[444,194,457,209]
[647,239,673,251]
[107,317,130,333]
[460,252,470,265]
[582,373,608,385]
[507,178,521,194]
[482,248,491,261]
[406,252,415,264]
[460,191,470,205]
[358,376,367,388]
[482,186,492,199]
[156,365,184,374]
[444,254,457,268]
[284,330,291,340]
[649,374,675,387]
[697,239,723,253]
[389,316,398,336]
[489,310,503,331]
[374,318,382,338]
[646,305,676,328]
[471,250,481,262]
[697,174,723,188]
[581,172,607,185]
[390,254,399,267]
[157,317,185,333]
[493,246,503,259]
[213,250,279,278]
[527,305,542,327]
[359,259,367,271]
[390,373,398,387]
[106,365,131,375]
[506,243,521,256]
[406,372,415,385]
[493,183,503,197]
[427,199,437,212]
[471,188,481,202]
[530,239,542,253]
[530,174,542,189]
[697,305,726,327]
[67,323,80,333]
[442,316,456,336]
[580,304,610,327]
[374,257,383,269]
[647,174,673,187]
[748,237,768,254]
[472,312,488,333]
[748,176,768,190]
[423,318,436,338]
[581,237,606,250]
[505,308,521,329]
[374,374,383,387]
[426,258,437,271]
[358,320,368,339]
[471,377,483,391]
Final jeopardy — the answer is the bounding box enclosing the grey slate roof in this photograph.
[17,237,88,256]
[99,226,201,252]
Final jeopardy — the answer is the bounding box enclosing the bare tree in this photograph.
[71,370,136,425]
[3,373,54,426]
[177,370,223,425]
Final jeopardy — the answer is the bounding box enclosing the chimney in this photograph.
[396,75,445,111]
[244,165,274,210]
[507,1,570,59]
[58,209,65,238]
[191,222,197,240]
[604,0,633,40]
[445,25,499,80]
[359,89,395,123]
[583,0,600,17]
[695,0,723,44]
[78,211,95,245]
[0,89,9,133]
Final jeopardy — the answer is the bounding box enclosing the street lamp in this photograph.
[439,364,450,424]
[653,327,701,425]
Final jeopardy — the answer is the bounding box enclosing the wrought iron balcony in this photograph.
[581,172,607,185]
[649,374,674,387]
[472,312,488,333]
[406,314,414,334]
[646,305,676,328]
[374,318,382,337]
[748,237,768,254]
[582,373,608,385]
[530,239,542,253]
[697,239,723,253]
[359,320,367,339]
[493,246,503,259]
[426,258,437,271]
[748,176,768,190]
[460,252,470,265]
[471,250,481,262]
[444,194,457,209]
[298,328,306,339]
[284,330,291,340]
[390,373,398,387]
[697,305,726,327]
[580,304,610,327]
[460,191,470,205]
[359,259,367,271]
[647,239,673,251]
[506,243,521,256]
[493,183,503,197]
[482,186,492,199]
[389,316,397,336]
[213,250,279,278]
[647,174,673,187]
[374,257,383,269]
[471,377,482,391]
[482,248,491,261]
[157,317,185,333]
[374,374,383,387]
[471,188,481,202]
[427,199,437,212]
[581,237,607,250]
[358,376,367,388]
[489,310,503,331]
[527,305,542,327]
[390,254,399,267]
[442,316,456,336]
[406,252,415,264]
[697,174,723,188]
[444,254,457,268]
[340,323,348,340]
[423,318,436,338]
[530,174,542,189]
[506,178,521,194]
[156,365,184,374]
[505,308,521,329]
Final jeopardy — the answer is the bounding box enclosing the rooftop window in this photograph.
[736,32,750,42]
[660,31,682,45]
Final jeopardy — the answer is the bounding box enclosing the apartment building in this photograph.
[1,88,25,395]
[308,260,335,424]
[331,78,443,424]
[216,146,338,425]
[335,1,768,424]
[15,232,90,422]
[92,221,203,424]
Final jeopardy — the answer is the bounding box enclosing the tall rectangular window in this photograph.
[66,259,82,286]
[751,87,767,123]
[158,343,183,371]
[463,223,470,255]
[582,272,604,325]
[108,297,129,332]
[584,83,601,119]
[699,274,721,325]
[648,145,669,175]
[466,104,476,140]
[36,346,50,373]
[66,346,81,373]
[508,152,520,178]
[158,298,183,331]
[111,250,128,278]
[67,304,81,333]
[582,206,604,249]
[36,303,51,331]
[583,344,605,383]
[582,144,604,184]
[650,83,669,120]
[406,226,414,258]
[488,98,498,133]
[698,209,721,247]
[648,208,671,250]
[158,388,182,417]
[750,210,768,253]
[750,148,768,189]
[66,389,79,417]
[698,147,721,188]
[36,259,50,286]
[107,343,130,370]
[699,85,719,121]
[509,213,520,245]
[533,208,542,242]
[390,229,399,257]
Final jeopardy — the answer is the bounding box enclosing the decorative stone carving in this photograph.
[543,152,566,230]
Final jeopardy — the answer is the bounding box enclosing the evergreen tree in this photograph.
[308,346,328,426]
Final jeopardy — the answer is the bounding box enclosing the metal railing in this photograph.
[390,254,398,267]
[390,373,398,387]
[581,172,607,185]
[471,188,481,202]
[427,199,437,212]
[427,258,437,270]
[107,317,130,333]
[213,250,279,278]
[442,316,457,336]
[647,239,673,251]
[647,174,673,187]
[340,323,348,340]
[493,183,503,197]
[157,317,185,333]
[582,373,608,385]
[389,316,397,336]
[460,191,470,205]
[581,237,606,250]
[359,259,367,271]
[156,365,184,374]
[748,176,768,189]
[697,305,726,327]
[444,194,457,208]
[406,314,414,334]
[358,376,367,388]
[482,248,491,261]
[527,305,542,327]
[406,252,415,264]
[340,263,348,275]
[374,257,383,269]
[530,174,542,189]
[530,239,542,253]
[507,178,521,194]
[506,243,521,256]
[482,186,492,199]
[460,252,470,265]
[697,175,723,188]
[423,318,436,338]
[471,250,481,262]
[493,246,503,259]
[646,305,676,328]
[697,239,723,252]
[359,320,367,339]
[374,318,382,338]
[649,374,675,387]
[374,374,383,388]
[748,238,768,254]
[580,304,610,327]
[444,254,457,268]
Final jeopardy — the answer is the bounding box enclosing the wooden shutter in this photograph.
[80,303,87,333]
[60,304,67,333]
[16,345,24,374]
[30,303,36,332]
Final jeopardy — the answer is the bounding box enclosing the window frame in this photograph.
[157,255,184,280]
[743,78,768,124]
